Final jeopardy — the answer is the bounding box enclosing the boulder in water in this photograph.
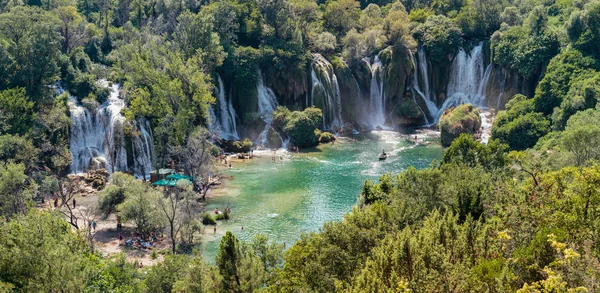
[267,127,283,149]
[317,131,335,143]
[391,96,425,127]
[439,104,481,147]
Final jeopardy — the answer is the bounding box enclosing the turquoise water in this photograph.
[200,131,444,260]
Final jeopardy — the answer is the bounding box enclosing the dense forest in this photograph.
[1,0,600,290]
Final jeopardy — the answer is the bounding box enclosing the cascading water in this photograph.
[103,83,128,173]
[310,54,343,130]
[256,72,279,146]
[132,117,154,178]
[364,55,386,128]
[67,86,106,174]
[67,81,154,177]
[208,75,239,140]
[437,44,492,120]
[410,48,438,125]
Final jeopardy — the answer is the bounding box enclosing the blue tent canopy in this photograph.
[165,174,193,181]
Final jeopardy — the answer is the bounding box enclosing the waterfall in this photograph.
[438,44,492,119]
[256,72,279,146]
[364,54,386,128]
[67,86,106,174]
[410,48,438,125]
[310,54,343,130]
[67,81,154,177]
[103,83,128,173]
[132,117,154,178]
[208,75,239,140]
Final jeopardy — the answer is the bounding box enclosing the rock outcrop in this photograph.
[439,104,481,147]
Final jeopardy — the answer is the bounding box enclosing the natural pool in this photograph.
[200,130,444,260]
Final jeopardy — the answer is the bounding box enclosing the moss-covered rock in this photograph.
[380,46,412,105]
[439,104,481,147]
[267,127,283,149]
[317,131,336,143]
[273,106,323,147]
[220,138,254,153]
[391,96,425,127]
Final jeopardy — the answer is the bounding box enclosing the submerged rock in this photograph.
[439,104,481,147]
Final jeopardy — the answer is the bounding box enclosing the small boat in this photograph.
[379,149,387,160]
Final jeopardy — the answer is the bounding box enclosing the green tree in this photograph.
[0,135,38,170]
[0,162,37,219]
[172,257,223,292]
[567,1,600,59]
[0,6,62,98]
[412,14,463,63]
[55,6,89,54]
[323,0,361,36]
[492,95,551,150]
[216,231,243,292]
[118,181,164,238]
[174,11,226,71]
[561,108,600,166]
[534,50,598,116]
[97,172,136,218]
[157,180,197,254]
[0,211,94,292]
[144,255,189,293]
[0,88,35,135]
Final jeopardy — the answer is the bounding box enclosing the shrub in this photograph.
[201,213,216,225]
[274,106,323,147]
[439,104,481,147]
[318,132,335,143]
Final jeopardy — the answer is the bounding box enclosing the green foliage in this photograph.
[174,11,226,71]
[438,103,481,147]
[274,106,323,147]
[534,50,598,116]
[324,0,361,37]
[409,8,433,23]
[85,254,143,293]
[567,1,600,59]
[0,211,94,292]
[0,162,37,219]
[318,131,336,143]
[118,180,163,237]
[0,135,38,169]
[454,0,505,39]
[561,108,600,166]
[0,88,35,135]
[552,71,600,129]
[115,41,214,155]
[0,6,62,98]
[97,172,136,218]
[216,231,243,291]
[201,212,217,225]
[442,134,507,169]
[493,22,559,79]
[231,138,253,153]
[492,95,551,150]
[413,14,463,63]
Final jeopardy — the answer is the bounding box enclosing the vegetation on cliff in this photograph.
[439,104,481,147]
[273,106,323,147]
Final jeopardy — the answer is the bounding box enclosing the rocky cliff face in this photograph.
[219,42,538,141]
